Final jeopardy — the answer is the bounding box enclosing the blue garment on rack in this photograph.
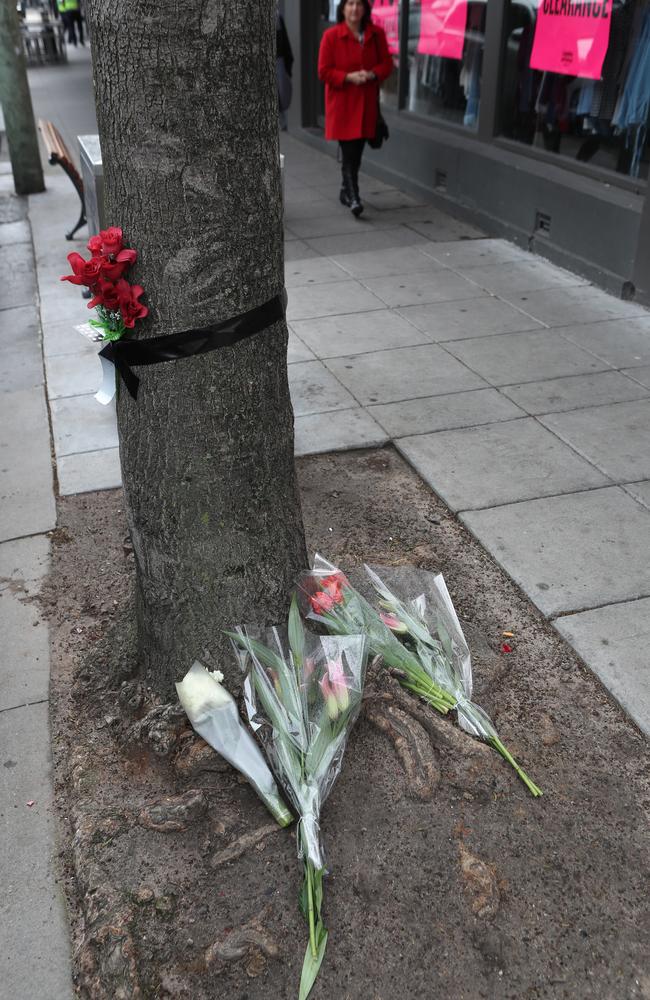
[612,7,650,175]
[576,81,596,117]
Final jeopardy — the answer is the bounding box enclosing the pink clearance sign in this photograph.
[417,0,468,61]
[371,0,400,56]
[530,0,613,80]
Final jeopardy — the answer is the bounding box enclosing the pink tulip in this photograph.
[380,611,408,634]
[327,658,350,712]
[319,675,339,721]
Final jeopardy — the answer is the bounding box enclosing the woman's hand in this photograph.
[345,70,371,85]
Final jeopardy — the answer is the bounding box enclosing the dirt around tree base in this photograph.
[41,446,650,1000]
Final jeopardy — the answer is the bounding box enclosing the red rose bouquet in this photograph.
[60,226,147,341]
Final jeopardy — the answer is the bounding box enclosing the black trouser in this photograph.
[67,8,83,44]
[339,139,366,179]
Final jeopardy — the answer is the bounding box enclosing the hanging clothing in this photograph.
[612,6,650,176]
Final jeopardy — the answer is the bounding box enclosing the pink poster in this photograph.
[530,0,613,80]
[371,0,400,57]
[417,0,468,61]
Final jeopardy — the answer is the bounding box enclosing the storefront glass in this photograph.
[501,0,650,179]
[371,0,401,107]
[404,0,486,128]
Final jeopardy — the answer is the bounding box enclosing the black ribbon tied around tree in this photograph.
[99,292,287,400]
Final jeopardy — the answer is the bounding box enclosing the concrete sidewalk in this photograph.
[32,130,650,737]
[0,166,74,997]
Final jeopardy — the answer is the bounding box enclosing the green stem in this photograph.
[490,736,543,797]
[306,859,317,958]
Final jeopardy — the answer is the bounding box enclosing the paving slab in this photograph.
[443,329,612,385]
[325,343,487,404]
[284,197,343,221]
[291,308,430,359]
[304,225,428,257]
[622,364,650,387]
[369,387,524,437]
[288,360,358,416]
[363,188,427,211]
[0,535,50,710]
[405,216,484,240]
[287,210,401,240]
[421,238,526,268]
[0,219,31,246]
[57,447,122,495]
[50,393,118,457]
[361,269,486,308]
[539,399,650,483]
[397,295,543,341]
[0,703,74,1000]
[501,370,650,415]
[0,387,55,541]
[40,288,91,329]
[455,258,587,296]
[45,349,102,399]
[624,480,650,508]
[461,486,650,616]
[501,284,649,327]
[558,317,650,368]
[43,319,99,358]
[287,332,316,364]
[286,279,384,322]
[284,256,350,288]
[397,417,609,511]
[0,243,37,312]
[331,244,443,279]
[284,240,320,262]
[0,195,27,224]
[294,406,388,456]
[553,598,650,736]
[0,305,44,393]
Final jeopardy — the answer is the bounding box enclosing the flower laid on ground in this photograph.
[302,555,541,798]
[176,660,292,827]
[228,597,367,1000]
[363,564,541,796]
[301,556,457,717]
[60,226,147,341]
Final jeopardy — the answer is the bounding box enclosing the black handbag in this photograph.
[368,99,389,150]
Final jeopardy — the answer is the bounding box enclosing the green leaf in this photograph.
[288,594,305,670]
[298,872,309,920]
[298,922,328,1000]
[312,867,324,915]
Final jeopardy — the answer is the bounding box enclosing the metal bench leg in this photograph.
[66,204,87,240]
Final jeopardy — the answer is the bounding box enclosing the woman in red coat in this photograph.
[318,0,394,216]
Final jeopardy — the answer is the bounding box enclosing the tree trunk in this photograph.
[0,0,45,195]
[86,0,307,696]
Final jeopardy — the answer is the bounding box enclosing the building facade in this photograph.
[283,0,650,301]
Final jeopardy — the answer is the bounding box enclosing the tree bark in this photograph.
[0,0,45,195]
[86,0,307,696]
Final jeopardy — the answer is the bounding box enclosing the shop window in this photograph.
[404,0,486,128]
[371,0,401,107]
[501,0,650,180]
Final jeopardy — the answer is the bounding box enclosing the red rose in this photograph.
[100,226,123,256]
[115,279,148,328]
[88,278,121,311]
[99,249,137,281]
[87,235,104,257]
[60,251,103,287]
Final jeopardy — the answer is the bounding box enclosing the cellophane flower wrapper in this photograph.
[299,553,456,716]
[230,625,367,870]
[175,661,292,827]
[363,562,541,797]
[229,608,367,999]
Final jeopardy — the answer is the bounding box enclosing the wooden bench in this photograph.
[38,119,86,240]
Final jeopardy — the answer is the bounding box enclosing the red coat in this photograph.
[318,21,394,141]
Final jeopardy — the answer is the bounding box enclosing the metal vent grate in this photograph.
[535,211,551,234]
[434,169,448,192]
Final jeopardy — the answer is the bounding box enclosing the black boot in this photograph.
[350,169,363,217]
[340,166,353,208]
